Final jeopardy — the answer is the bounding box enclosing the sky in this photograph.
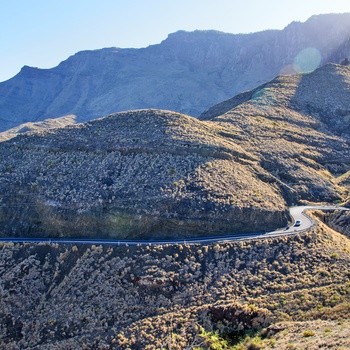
[1,0,349,82]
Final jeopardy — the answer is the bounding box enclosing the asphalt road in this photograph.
[0,205,348,246]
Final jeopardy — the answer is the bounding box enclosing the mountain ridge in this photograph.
[201,63,350,203]
[1,13,350,132]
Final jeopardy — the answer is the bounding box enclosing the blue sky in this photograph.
[1,0,349,82]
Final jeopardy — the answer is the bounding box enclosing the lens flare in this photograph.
[293,48,322,73]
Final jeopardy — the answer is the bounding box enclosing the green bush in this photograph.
[303,330,315,337]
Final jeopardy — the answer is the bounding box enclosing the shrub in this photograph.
[302,330,315,337]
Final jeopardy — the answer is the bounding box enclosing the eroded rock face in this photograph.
[0,109,288,239]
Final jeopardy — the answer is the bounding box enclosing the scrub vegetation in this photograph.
[1,64,350,349]
[1,215,350,349]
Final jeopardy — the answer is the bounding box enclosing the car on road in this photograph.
[294,220,301,227]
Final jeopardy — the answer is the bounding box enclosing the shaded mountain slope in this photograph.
[200,64,350,203]
[1,14,350,132]
[0,109,288,239]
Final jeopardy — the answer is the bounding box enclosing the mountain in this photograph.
[200,63,350,203]
[1,23,350,348]
[1,63,350,239]
[1,13,350,132]
[0,109,289,238]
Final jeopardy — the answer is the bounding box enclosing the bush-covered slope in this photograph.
[201,64,350,203]
[1,64,350,238]
[0,216,349,349]
[0,109,288,238]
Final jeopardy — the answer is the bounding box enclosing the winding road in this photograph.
[0,205,348,246]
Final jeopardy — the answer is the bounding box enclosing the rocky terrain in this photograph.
[0,215,350,349]
[1,20,350,348]
[0,13,350,132]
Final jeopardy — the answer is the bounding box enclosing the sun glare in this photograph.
[293,48,323,73]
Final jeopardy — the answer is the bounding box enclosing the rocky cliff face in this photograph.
[0,109,288,239]
[0,13,350,132]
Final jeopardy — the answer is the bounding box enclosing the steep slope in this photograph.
[201,64,350,203]
[1,221,350,349]
[1,13,350,132]
[0,109,288,239]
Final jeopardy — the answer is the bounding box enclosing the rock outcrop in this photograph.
[0,109,288,239]
[1,14,350,132]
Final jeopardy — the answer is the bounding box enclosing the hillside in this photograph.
[1,216,350,349]
[1,22,350,349]
[201,63,350,204]
[1,64,350,239]
[0,115,77,142]
[0,13,350,132]
[0,109,288,239]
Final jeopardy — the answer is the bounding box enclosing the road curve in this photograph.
[0,205,348,246]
